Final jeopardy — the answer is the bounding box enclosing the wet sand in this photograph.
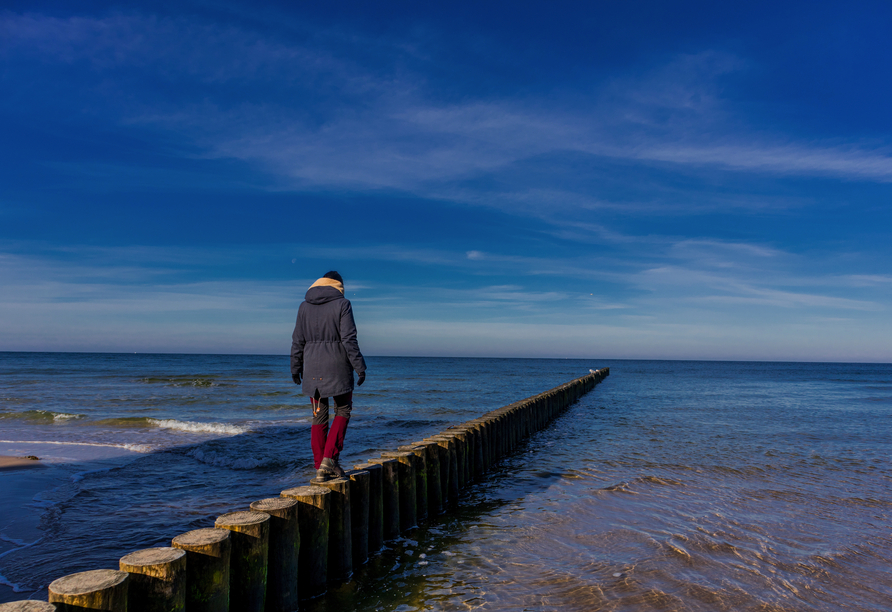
[0,456,44,471]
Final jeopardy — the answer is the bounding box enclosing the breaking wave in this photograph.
[148,419,249,436]
[0,410,84,423]
[0,439,154,453]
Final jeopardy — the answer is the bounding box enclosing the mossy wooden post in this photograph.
[353,462,383,553]
[171,528,230,612]
[497,413,508,457]
[425,436,459,504]
[512,403,525,442]
[281,485,329,599]
[367,458,400,540]
[528,397,539,433]
[439,432,463,489]
[468,419,490,475]
[380,451,417,531]
[346,469,370,567]
[478,418,495,465]
[465,424,482,480]
[409,441,442,515]
[0,602,57,611]
[215,511,269,612]
[398,444,429,520]
[453,424,483,482]
[418,439,447,504]
[433,432,464,489]
[48,570,129,611]
[508,406,520,449]
[498,409,512,454]
[454,430,473,486]
[522,400,534,437]
[317,477,352,581]
[249,498,299,612]
[119,547,186,612]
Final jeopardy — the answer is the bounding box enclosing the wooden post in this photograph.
[408,441,442,515]
[281,485,329,599]
[380,451,417,532]
[346,469,370,568]
[214,511,269,612]
[171,528,230,612]
[466,419,490,474]
[449,430,471,486]
[466,423,485,480]
[317,477,352,581]
[119,547,186,612]
[441,432,466,489]
[353,462,383,553]
[398,444,429,520]
[366,458,400,540]
[48,570,129,612]
[249,498,299,612]
[424,436,459,504]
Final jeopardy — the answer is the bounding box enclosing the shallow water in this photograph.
[1,355,891,610]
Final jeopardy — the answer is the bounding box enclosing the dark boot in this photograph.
[312,457,345,483]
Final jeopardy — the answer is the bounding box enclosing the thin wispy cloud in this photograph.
[2,5,891,360]
[6,11,892,203]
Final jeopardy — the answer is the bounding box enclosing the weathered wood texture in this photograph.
[48,569,129,612]
[171,528,230,612]
[214,511,270,612]
[316,478,353,581]
[249,497,300,612]
[281,485,329,599]
[353,462,383,553]
[119,547,186,612]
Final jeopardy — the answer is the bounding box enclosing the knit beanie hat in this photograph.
[323,271,343,283]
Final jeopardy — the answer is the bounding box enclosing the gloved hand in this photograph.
[357,371,366,386]
[292,372,301,385]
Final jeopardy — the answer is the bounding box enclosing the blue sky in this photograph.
[1,1,891,360]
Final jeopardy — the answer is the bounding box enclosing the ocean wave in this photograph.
[0,410,85,423]
[148,419,249,435]
[83,417,251,435]
[138,376,221,387]
[0,439,154,453]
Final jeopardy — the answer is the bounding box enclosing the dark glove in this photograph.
[357,371,366,386]
[292,372,301,385]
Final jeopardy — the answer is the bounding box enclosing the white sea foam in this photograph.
[0,570,28,593]
[148,419,249,436]
[0,534,44,593]
[52,412,82,421]
[0,439,153,452]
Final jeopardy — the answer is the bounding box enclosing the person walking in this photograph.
[291,271,367,482]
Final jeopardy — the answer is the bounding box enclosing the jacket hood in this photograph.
[305,285,345,305]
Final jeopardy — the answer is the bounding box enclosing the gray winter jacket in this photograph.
[291,279,366,398]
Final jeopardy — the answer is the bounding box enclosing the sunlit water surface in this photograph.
[1,355,890,611]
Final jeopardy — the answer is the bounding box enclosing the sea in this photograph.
[1,353,890,611]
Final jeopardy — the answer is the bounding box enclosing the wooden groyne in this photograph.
[1,368,608,612]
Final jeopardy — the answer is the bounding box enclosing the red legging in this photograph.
[310,391,352,468]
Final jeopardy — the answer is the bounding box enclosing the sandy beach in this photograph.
[0,455,44,471]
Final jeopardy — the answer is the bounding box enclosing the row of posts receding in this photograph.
[1,368,608,612]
